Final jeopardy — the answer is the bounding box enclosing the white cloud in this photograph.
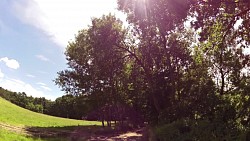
[40,85,52,91]
[0,78,55,100]
[0,57,20,69]
[36,55,50,62]
[37,82,46,86]
[26,74,35,78]
[37,82,52,91]
[10,0,126,48]
[0,69,4,78]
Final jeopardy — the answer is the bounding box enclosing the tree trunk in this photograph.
[102,119,105,127]
[220,67,224,95]
[219,46,224,95]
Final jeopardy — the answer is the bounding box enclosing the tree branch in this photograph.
[222,7,250,42]
[114,43,148,75]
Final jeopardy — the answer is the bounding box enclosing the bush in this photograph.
[154,119,246,141]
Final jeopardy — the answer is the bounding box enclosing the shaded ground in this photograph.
[0,122,147,141]
[70,126,147,141]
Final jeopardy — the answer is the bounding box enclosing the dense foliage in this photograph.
[54,0,250,135]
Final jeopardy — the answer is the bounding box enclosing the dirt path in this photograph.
[0,122,147,140]
[0,123,28,134]
[0,123,72,137]
[69,127,147,141]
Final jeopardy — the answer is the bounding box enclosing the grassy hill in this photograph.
[0,97,100,127]
[0,97,101,140]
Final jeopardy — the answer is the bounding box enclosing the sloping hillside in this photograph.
[0,97,102,140]
[0,97,100,127]
[0,97,146,140]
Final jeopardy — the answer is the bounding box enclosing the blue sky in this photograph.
[0,0,125,100]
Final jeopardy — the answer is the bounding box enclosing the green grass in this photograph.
[0,97,101,127]
[0,97,103,140]
[0,129,41,141]
[0,129,66,141]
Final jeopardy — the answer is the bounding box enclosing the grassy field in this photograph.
[0,97,102,140]
[0,129,41,141]
[0,129,67,141]
[0,97,145,140]
[0,97,100,127]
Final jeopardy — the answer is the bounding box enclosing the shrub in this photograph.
[154,119,246,141]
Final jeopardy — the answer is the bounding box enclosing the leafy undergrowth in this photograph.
[153,119,247,141]
[0,97,101,127]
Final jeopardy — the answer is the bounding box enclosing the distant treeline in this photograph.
[0,87,89,119]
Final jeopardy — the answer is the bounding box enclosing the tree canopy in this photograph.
[55,0,250,139]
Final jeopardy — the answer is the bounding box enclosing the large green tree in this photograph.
[55,14,129,126]
[55,2,250,139]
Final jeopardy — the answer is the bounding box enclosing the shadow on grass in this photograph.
[25,125,102,140]
[25,125,146,141]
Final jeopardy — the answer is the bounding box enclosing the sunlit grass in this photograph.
[0,97,101,127]
[0,129,66,141]
[0,129,41,141]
